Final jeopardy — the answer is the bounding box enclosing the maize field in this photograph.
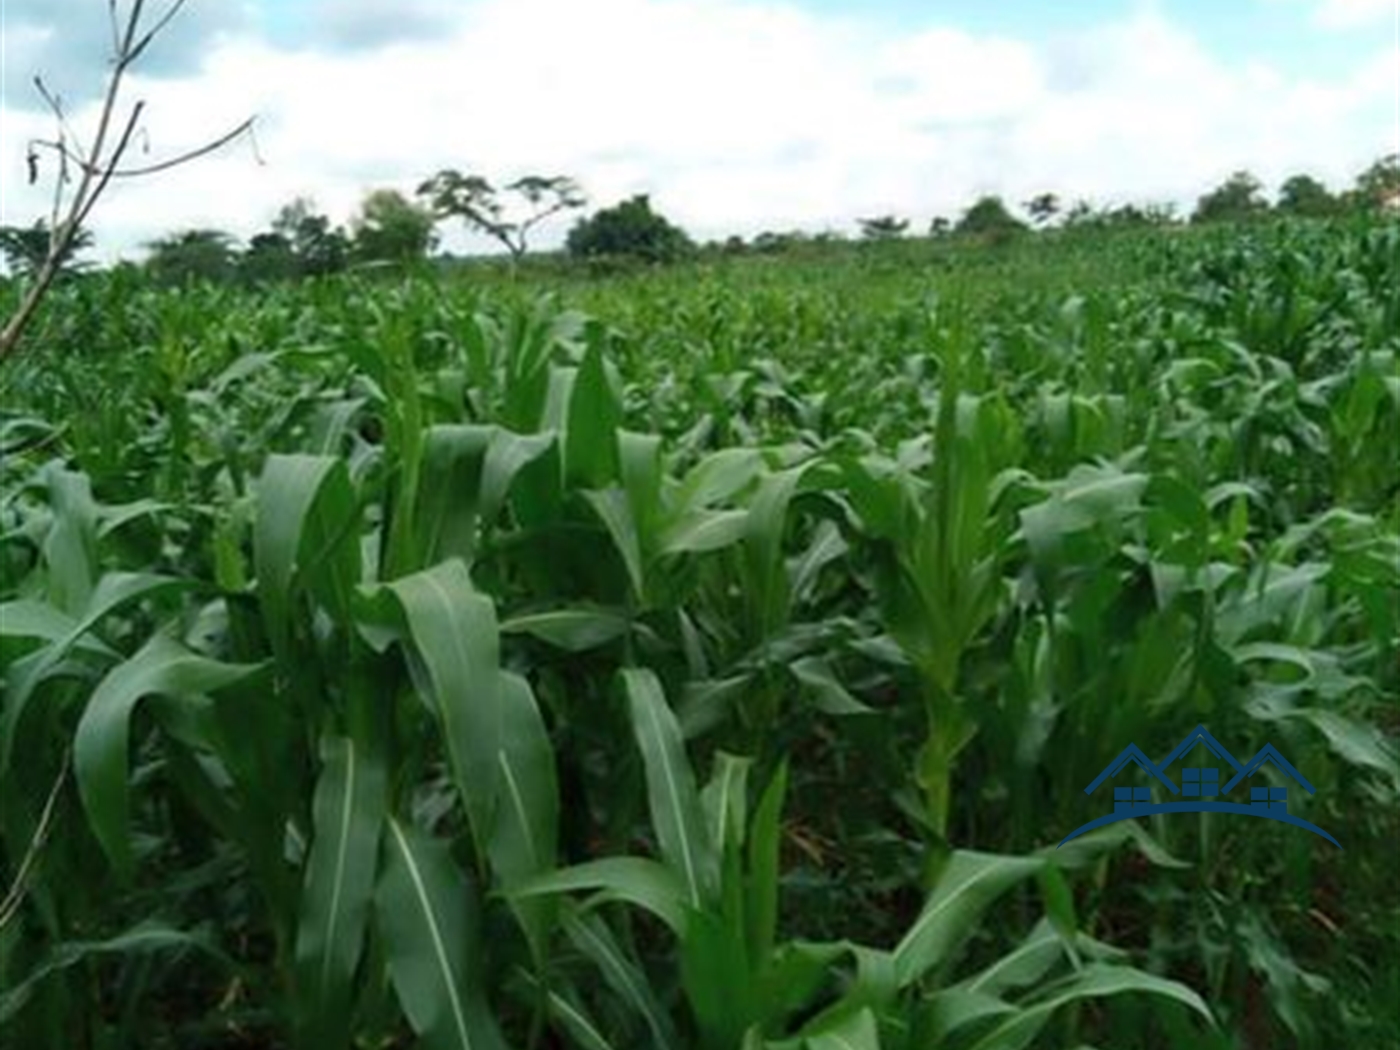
[1,220,1397,1048]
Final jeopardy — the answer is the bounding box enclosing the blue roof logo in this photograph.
[1059,724,1340,849]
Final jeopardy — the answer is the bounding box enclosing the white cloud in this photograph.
[1314,0,1398,29]
[0,0,1395,262]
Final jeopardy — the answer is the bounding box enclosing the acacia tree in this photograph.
[1,0,256,360]
[416,170,585,271]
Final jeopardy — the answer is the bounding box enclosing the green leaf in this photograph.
[789,656,873,716]
[414,425,493,567]
[681,905,756,1047]
[500,607,629,652]
[806,1006,881,1050]
[584,488,646,604]
[488,671,560,956]
[564,908,679,1050]
[376,818,507,1050]
[746,762,787,969]
[566,336,623,488]
[2,572,186,775]
[673,448,764,512]
[515,971,620,1050]
[254,454,353,659]
[893,851,1044,987]
[952,918,1065,1000]
[39,464,99,615]
[0,921,227,1026]
[964,964,1212,1050]
[294,734,387,1048]
[73,633,264,879]
[382,560,503,860]
[509,857,690,935]
[658,508,752,557]
[621,668,719,909]
[480,428,555,522]
[702,752,752,858]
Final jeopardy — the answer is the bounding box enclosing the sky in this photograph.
[0,0,1397,262]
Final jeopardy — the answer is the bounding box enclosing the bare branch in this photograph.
[35,116,258,181]
[1,0,256,363]
[125,0,192,69]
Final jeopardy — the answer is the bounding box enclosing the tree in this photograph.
[955,196,1028,240]
[1353,153,1400,211]
[1192,170,1268,224]
[2,0,255,360]
[1024,192,1060,227]
[1062,199,1097,228]
[1275,174,1336,218]
[144,229,238,286]
[858,215,909,240]
[565,195,693,264]
[928,216,952,238]
[417,170,585,270]
[0,220,93,278]
[240,231,299,283]
[352,189,437,265]
[270,197,350,278]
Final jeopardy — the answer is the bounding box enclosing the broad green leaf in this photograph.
[73,633,264,879]
[965,964,1212,1050]
[658,508,751,557]
[294,734,388,1048]
[2,572,188,775]
[673,448,764,512]
[806,1006,881,1050]
[681,905,756,1047]
[566,336,623,487]
[746,761,787,968]
[564,908,679,1050]
[39,464,99,615]
[414,425,493,567]
[500,607,629,652]
[789,656,873,716]
[584,488,646,604]
[952,918,1064,1000]
[383,560,502,857]
[254,454,351,659]
[509,857,689,935]
[488,671,560,956]
[0,921,226,1026]
[619,429,665,548]
[376,818,507,1050]
[480,428,555,522]
[514,970,620,1050]
[621,668,719,909]
[701,752,752,855]
[744,464,814,635]
[893,851,1044,987]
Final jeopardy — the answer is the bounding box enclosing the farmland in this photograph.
[1,217,1398,1049]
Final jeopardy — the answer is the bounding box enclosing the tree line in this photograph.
[2,154,1396,286]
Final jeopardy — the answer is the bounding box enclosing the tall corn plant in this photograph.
[843,310,1022,865]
